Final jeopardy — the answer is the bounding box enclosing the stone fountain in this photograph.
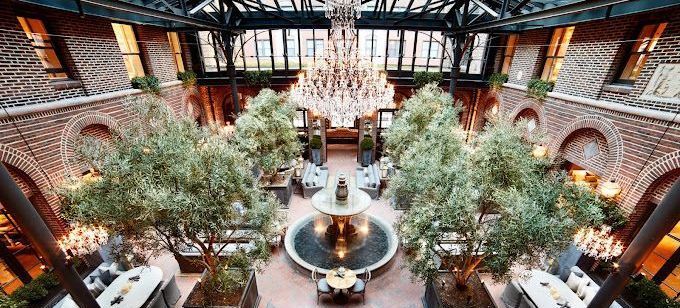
[285,172,398,274]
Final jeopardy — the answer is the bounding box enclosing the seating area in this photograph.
[302,163,330,198]
[355,163,381,199]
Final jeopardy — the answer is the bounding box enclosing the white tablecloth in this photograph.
[517,270,586,308]
[60,266,163,308]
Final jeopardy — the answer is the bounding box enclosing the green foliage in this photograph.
[600,199,628,230]
[243,71,272,87]
[11,280,48,304]
[0,296,26,308]
[413,71,443,88]
[383,84,453,165]
[131,75,161,95]
[234,89,301,177]
[626,278,680,308]
[57,95,281,295]
[177,71,197,87]
[488,73,508,91]
[394,112,604,286]
[360,136,374,151]
[526,79,554,100]
[309,135,322,149]
[32,272,60,289]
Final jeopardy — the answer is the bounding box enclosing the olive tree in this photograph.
[57,95,281,297]
[394,108,605,290]
[233,89,301,182]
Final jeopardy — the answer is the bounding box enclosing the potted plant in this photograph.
[243,71,272,88]
[413,71,443,88]
[178,71,197,87]
[57,96,281,308]
[233,89,301,185]
[488,72,508,92]
[392,108,606,307]
[526,78,555,100]
[130,75,160,95]
[360,135,374,167]
[309,135,323,166]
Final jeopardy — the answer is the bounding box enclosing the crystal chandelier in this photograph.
[290,0,394,127]
[58,223,109,257]
[573,225,624,262]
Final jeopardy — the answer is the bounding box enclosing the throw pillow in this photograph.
[576,278,591,298]
[306,180,312,187]
[364,176,369,186]
[566,272,581,291]
[559,268,571,282]
[363,167,368,176]
[570,266,585,277]
[582,286,599,305]
[98,268,112,285]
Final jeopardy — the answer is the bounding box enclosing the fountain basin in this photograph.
[284,212,398,275]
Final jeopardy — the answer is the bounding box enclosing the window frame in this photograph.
[111,22,145,79]
[17,16,69,80]
[614,22,667,85]
[540,26,574,82]
[256,39,272,57]
[501,34,518,74]
[167,31,185,73]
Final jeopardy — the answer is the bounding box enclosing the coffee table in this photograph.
[326,268,357,303]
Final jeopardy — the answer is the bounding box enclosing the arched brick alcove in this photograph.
[508,99,546,133]
[0,144,66,237]
[60,111,119,176]
[549,115,623,181]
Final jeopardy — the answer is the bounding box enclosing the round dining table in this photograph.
[326,268,357,303]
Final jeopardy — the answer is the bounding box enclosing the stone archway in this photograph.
[0,144,66,237]
[182,86,207,126]
[549,115,623,180]
[60,111,119,177]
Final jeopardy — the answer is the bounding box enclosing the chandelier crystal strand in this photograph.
[573,225,624,262]
[291,0,394,127]
[58,223,109,257]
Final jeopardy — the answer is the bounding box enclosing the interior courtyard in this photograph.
[0,0,679,307]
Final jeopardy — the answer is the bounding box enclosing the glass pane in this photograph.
[633,24,656,53]
[123,55,145,78]
[124,25,139,53]
[654,235,680,260]
[642,252,666,276]
[620,54,641,80]
[557,26,574,56]
[35,48,63,70]
[547,28,563,56]
[549,58,563,82]
[647,23,667,52]
[175,54,185,73]
[541,58,554,80]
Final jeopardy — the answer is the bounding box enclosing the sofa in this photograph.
[53,262,127,307]
[356,163,380,199]
[302,163,329,198]
[560,266,623,308]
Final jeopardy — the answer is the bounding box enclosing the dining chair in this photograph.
[500,281,522,308]
[519,294,537,308]
[312,268,333,304]
[349,268,371,304]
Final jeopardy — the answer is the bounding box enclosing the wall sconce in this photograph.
[572,170,587,182]
[532,144,548,158]
[491,104,499,115]
[600,180,622,199]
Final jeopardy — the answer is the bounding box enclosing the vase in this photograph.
[361,150,372,167]
[311,149,322,166]
[335,174,348,202]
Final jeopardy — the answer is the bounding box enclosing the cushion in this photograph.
[363,167,368,176]
[364,176,369,187]
[317,278,331,293]
[559,268,571,282]
[316,166,320,174]
[576,277,591,298]
[371,181,377,188]
[98,268,112,285]
[582,285,599,305]
[352,279,365,293]
[306,180,313,187]
[93,277,107,291]
[570,266,585,277]
[566,272,581,291]
[82,276,93,284]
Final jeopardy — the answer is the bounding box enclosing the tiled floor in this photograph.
[150,144,471,307]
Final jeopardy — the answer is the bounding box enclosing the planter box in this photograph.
[183,270,260,308]
[361,150,373,167]
[263,174,293,208]
[422,279,443,308]
[311,149,322,166]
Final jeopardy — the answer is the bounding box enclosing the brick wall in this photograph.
[0,1,193,109]
[560,128,610,177]
[506,29,549,85]
[137,26,179,83]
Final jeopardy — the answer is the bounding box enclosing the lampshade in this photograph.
[380,164,388,178]
[572,170,587,182]
[600,180,622,199]
[532,144,548,158]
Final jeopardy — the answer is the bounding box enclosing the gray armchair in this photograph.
[302,163,329,198]
[355,163,380,199]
